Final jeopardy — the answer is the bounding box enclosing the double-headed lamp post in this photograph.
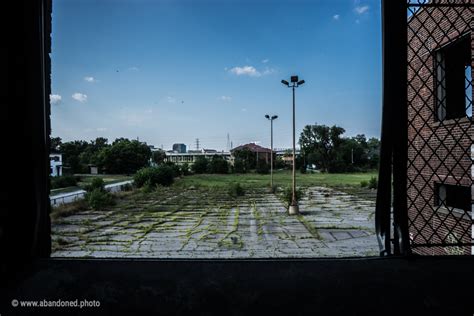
[281,75,305,215]
[265,114,278,189]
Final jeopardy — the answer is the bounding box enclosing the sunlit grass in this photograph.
[173,170,378,190]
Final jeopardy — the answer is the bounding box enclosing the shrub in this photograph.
[181,163,191,176]
[233,158,246,173]
[256,161,270,174]
[274,158,288,170]
[269,184,278,194]
[209,156,229,174]
[134,166,174,188]
[360,180,369,188]
[85,188,115,211]
[50,175,78,189]
[120,183,133,191]
[164,161,182,177]
[281,186,303,207]
[84,177,105,192]
[228,183,245,197]
[299,164,307,174]
[192,156,209,174]
[368,176,378,189]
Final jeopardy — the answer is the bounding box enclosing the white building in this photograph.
[49,153,63,177]
[164,151,231,165]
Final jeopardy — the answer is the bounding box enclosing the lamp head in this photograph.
[297,80,305,86]
[265,114,270,119]
[281,80,289,86]
[291,76,299,83]
[272,115,278,120]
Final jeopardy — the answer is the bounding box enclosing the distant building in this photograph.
[88,165,99,175]
[172,143,187,153]
[231,143,273,163]
[164,151,231,165]
[274,148,301,165]
[49,153,62,177]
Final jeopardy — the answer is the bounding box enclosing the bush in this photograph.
[274,158,288,170]
[164,161,182,177]
[256,161,270,174]
[181,163,191,176]
[368,176,378,189]
[228,183,245,197]
[281,186,303,207]
[85,188,115,211]
[299,164,307,174]
[192,156,209,174]
[50,175,78,189]
[120,183,133,191]
[360,180,369,188]
[84,177,105,192]
[134,166,174,188]
[233,158,247,173]
[209,156,229,174]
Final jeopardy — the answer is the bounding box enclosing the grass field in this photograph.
[173,170,378,190]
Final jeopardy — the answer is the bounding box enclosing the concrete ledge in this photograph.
[2,256,474,315]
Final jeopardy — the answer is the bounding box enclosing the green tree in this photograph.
[50,137,62,153]
[79,137,110,167]
[299,123,346,173]
[59,140,89,174]
[209,156,229,174]
[191,156,209,174]
[367,137,380,169]
[97,138,151,174]
[233,158,247,173]
[232,148,256,170]
[152,150,166,164]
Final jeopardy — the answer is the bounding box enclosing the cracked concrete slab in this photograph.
[51,186,378,258]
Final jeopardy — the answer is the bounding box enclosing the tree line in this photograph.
[51,137,152,174]
[51,123,380,176]
[299,123,380,173]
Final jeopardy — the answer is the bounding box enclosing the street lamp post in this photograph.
[281,76,305,215]
[265,114,278,189]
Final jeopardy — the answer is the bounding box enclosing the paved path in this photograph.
[50,180,133,206]
[51,186,378,258]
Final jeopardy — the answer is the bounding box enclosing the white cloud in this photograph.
[72,92,87,103]
[354,5,369,14]
[219,96,232,102]
[262,67,276,75]
[96,127,107,132]
[84,76,97,83]
[167,96,176,103]
[50,94,62,105]
[229,66,261,77]
[262,59,269,63]
[128,66,139,71]
[333,14,340,20]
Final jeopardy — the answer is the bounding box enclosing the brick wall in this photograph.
[407,3,473,255]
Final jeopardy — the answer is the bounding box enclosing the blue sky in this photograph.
[51,0,382,151]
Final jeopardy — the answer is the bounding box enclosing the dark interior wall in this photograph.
[2,1,474,314]
[2,0,52,278]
